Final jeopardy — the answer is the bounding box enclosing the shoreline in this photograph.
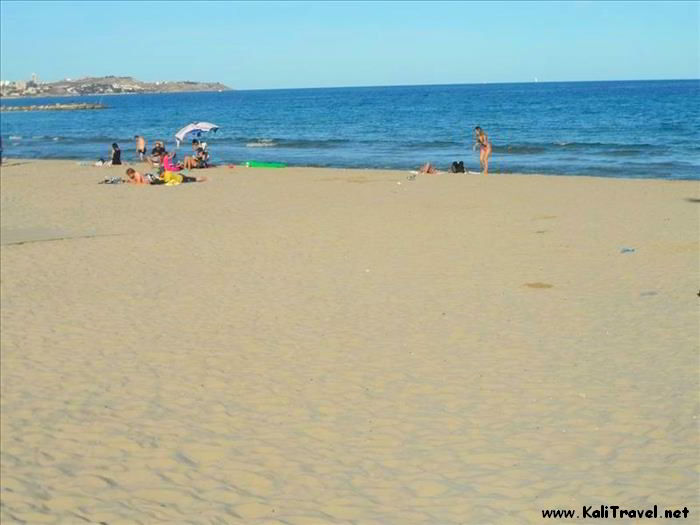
[1,157,697,182]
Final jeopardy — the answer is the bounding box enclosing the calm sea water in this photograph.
[1,80,698,179]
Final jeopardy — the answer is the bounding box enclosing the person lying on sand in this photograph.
[125,167,207,185]
[125,168,148,184]
[419,162,438,174]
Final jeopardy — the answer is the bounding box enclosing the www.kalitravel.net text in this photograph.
[542,505,691,520]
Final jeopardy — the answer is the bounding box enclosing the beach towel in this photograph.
[98,176,124,184]
[163,171,183,185]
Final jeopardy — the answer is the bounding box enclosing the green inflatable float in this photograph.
[244,161,287,168]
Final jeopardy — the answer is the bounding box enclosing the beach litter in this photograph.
[620,247,636,254]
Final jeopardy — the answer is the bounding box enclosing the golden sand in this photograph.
[1,159,698,523]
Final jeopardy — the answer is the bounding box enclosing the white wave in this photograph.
[246,140,278,148]
[9,135,21,140]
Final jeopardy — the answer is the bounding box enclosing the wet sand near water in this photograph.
[1,159,698,524]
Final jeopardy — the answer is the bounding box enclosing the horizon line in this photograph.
[1,77,697,100]
[238,77,699,91]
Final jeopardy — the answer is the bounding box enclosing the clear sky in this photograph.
[0,1,697,89]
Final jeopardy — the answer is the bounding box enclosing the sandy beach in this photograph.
[1,159,698,524]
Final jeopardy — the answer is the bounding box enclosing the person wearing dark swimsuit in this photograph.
[111,143,122,166]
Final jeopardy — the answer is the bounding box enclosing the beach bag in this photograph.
[449,161,465,173]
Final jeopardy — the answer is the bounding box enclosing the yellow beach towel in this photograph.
[163,171,183,185]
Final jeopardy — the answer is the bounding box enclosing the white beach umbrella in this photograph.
[175,122,220,147]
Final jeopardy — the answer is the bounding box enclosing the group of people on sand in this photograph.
[420,126,493,176]
[124,137,208,185]
[95,136,209,184]
[135,135,211,170]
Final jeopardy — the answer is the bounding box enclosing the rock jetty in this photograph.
[0,103,106,112]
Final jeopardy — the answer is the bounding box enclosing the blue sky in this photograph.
[0,1,697,89]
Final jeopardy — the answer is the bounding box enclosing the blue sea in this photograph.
[1,80,698,179]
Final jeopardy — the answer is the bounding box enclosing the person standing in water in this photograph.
[135,135,147,162]
[473,126,492,175]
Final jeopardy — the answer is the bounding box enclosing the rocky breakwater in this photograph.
[0,102,106,112]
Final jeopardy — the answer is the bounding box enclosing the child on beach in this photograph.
[473,126,492,175]
[125,167,148,184]
[162,151,183,172]
[161,153,208,184]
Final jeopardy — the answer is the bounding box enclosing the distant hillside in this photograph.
[0,76,232,97]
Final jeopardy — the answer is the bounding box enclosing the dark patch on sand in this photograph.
[524,282,554,289]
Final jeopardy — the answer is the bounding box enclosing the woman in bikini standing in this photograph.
[473,126,492,175]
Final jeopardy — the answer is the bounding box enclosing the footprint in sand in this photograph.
[524,282,554,289]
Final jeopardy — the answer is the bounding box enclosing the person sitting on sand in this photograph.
[473,126,492,176]
[150,142,166,166]
[161,152,207,183]
[135,135,147,162]
[162,151,184,172]
[183,140,209,169]
[111,143,122,166]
